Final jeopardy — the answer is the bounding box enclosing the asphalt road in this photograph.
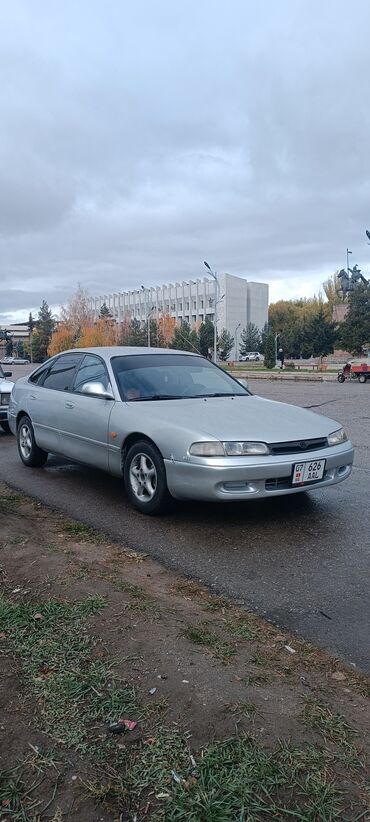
[1,368,369,671]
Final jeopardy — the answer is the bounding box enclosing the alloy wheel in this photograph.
[129,453,157,502]
[19,423,32,459]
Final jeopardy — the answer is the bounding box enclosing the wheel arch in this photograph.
[16,410,30,427]
[121,432,161,469]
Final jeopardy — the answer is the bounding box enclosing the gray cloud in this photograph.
[1,0,370,320]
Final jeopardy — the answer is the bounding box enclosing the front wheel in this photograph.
[0,421,11,434]
[17,415,48,467]
[358,374,367,384]
[337,374,345,383]
[123,439,172,515]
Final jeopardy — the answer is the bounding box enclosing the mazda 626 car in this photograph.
[7,347,354,514]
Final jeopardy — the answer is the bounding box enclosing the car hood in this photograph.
[129,395,342,442]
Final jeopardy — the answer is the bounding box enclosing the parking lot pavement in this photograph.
[0,377,369,672]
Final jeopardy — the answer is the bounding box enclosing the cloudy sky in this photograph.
[1,0,370,323]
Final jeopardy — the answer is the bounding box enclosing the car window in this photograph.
[111,353,250,401]
[73,354,111,393]
[29,363,52,385]
[42,354,83,391]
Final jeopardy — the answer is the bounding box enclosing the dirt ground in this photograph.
[0,482,369,821]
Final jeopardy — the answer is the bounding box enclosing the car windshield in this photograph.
[111,353,250,402]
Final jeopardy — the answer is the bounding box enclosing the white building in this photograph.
[88,273,268,359]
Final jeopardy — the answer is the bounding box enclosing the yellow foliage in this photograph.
[159,314,176,344]
[48,323,75,356]
[77,319,119,347]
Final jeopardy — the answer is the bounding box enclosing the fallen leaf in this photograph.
[331,671,346,681]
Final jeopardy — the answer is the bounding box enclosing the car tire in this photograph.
[17,415,48,467]
[337,374,345,383]
[0,421,11,434]
[124,439,172,515]
[358,374,367,384]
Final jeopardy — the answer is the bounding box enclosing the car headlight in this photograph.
[189,441,225,456]
[1,393,10,406]
[327,428,348,446]
[223,441,270,456]
[189,441,270,457]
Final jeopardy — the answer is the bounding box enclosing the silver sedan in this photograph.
[8,347,354,514]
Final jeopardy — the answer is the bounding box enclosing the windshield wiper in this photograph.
[200,392,244,398]
[129,394,185,402]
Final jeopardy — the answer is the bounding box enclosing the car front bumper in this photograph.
[0,407,9,422]
[164,442,354,501]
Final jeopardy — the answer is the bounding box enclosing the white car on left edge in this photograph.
[0,364,14,434]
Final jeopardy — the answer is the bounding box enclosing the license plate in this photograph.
[292,459,326,485]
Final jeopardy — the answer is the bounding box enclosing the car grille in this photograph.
[269,437,328,456]
[265,472,328,491]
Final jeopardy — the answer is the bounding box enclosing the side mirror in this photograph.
[237,378,249,390]
[80,382,114,400]
[4,371,12,378]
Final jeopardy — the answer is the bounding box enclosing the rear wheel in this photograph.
[17,415,48,467]
[358,374,367,384]
[0,421,11,434]
[124,439,172,515]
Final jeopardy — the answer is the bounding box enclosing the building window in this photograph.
[186,301,189,310]
[200,300,204,309]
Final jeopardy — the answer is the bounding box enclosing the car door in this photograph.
[27,354,83,453]
[57,353,115,470]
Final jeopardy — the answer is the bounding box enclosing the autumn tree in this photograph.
[48,323,76,356]
[77,318,119,348]
[158,314,176,345]
[323,272,346,313]
[60,284,91,340]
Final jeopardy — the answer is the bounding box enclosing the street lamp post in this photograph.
[346,248,352,274]
[204,261,219,362]
[234,322,241,362]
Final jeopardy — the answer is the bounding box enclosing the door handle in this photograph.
[30,394,37,400]
[65,402,74,409]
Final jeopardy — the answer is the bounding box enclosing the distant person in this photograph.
[277,348,285,369]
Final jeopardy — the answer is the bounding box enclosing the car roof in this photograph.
[58,346,201,358]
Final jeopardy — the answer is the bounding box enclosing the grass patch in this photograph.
[224,701,259,720]
[224,615,260,641]
[62,519,103,542]
[0,492,23,514]
[163,738,356,822]
[1,594,368,820]
[0,594,146,753]
[0,749,63,822]
[183,624,236,661]
[303,697,357,748]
